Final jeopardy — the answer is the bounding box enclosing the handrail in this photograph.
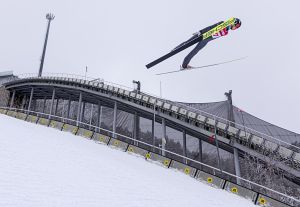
[2,73,300,152]
[1,106,299,205]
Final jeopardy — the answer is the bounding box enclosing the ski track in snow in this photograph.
[0,114,256,207]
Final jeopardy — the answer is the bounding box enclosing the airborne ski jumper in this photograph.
[145,17,242,70]
[180,18,241,69]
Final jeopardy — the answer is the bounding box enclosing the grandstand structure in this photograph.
[0,73,300,207]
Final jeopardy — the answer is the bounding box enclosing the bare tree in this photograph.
[241,153,300,206]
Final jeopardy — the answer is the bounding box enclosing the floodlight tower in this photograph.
[38,13,55,77]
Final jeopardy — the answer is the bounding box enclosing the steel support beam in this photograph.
[89,104,94,130]
[113,101,117,138]
[21,95,27,110]
[32,99,37,112]
[199,139,203,170]
[49,88,56,119]
[27,88,34,114]
[133,112,139,145]
[225,90,241,184]
[214,116,222,173]
[67,98,71,118]
[162,117,166,156]
[9,90,16,109]
[42,97,46,113]
[97,101,102,133]
[76,92,82,126]
[80,102,85,123]
[183,130,187,164]
[62,99,65,122]
[152,118,155,151]
[234,147,241,185]
[54,99,59,115]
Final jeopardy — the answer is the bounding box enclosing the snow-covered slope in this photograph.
[0,114,256,207]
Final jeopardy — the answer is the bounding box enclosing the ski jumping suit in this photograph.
[180,21,229,68]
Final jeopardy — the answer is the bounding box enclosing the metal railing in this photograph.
[0,106,299,206]
[2,73,300,153]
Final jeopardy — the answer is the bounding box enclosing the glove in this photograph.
[192,31,201,36]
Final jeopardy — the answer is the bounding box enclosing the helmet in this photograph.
[232,18,241,30]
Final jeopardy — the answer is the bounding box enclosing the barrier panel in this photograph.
[26,115,38,124]
[37,118,50,126]
[6,110,17,118]
[15,112,27,120]
[77,128,94,139]
[170,160,197,177]
[62,124,78,135]
[1,106,297,207]
[92,133,110,145]
[294,153,300,164]
[49,120,64,130]
[256,194,290,207]
[145,152,171,168]
[264,140,278,152]
[278,146,293,159]
[127,145,149,157]
[108,138,128,151]
[0,109,7,114]
[195,171,225,189]
[224,182,258,202]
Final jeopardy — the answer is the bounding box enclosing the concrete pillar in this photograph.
[112,101,117,138]
[49,88,56,119]
[161,118,166,156]
[234,147,241,185]
[76,92,82,126]
[9,90,16,109]
[183,130,187,164]
[27,88,34,114]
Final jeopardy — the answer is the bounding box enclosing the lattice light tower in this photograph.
[38,13,55,77]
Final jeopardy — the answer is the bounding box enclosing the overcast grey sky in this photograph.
[0,0,299,133]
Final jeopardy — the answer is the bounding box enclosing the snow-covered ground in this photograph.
[0,114,257,207]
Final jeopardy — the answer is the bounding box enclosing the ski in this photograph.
[146,36,202,69]
[146,18,236,69]
[155,56,247,76]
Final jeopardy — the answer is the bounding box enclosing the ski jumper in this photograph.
[182,21,229,68]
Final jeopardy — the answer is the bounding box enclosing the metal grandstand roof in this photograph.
[0,71,13,77]
[182,101,300,145]
[0,71,14,86]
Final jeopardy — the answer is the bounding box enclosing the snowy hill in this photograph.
[0,114,256,207]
